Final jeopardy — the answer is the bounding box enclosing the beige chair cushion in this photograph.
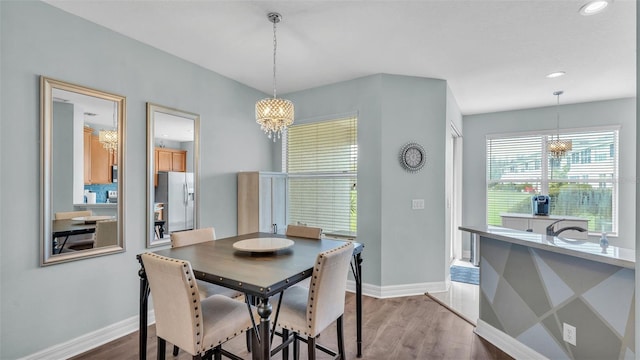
[285,225,322,239]
[171,227,216,248]
[94,220,117,247]
[141,253,256,356]
[277,241,354,337]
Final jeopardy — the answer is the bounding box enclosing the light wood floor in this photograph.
[71,293,512,360]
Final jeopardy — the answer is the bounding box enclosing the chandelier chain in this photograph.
[272,18,277,99]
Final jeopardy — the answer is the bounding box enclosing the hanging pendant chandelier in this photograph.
[256,12,294,142]
[547,90,572,158]
[99,102,118,152]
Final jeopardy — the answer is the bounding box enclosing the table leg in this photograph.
[138,261,150,360]
[353,253,363,358]
[257,297,272,360]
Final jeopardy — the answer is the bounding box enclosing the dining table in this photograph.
[52,219,96,254]
[136,232,364,360]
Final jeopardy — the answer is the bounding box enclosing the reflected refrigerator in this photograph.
[156,171,194,233]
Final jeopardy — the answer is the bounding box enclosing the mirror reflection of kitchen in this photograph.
[51,88,118,255]
[152,111,195,242]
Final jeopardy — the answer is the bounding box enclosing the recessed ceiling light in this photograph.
[579,1,609,16]
[546,71,566,79]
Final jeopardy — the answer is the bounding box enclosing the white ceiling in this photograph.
[44,0,636,115]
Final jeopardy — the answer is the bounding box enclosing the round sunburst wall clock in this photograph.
[399,142,426,173]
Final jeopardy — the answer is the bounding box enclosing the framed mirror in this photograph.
[40,76,126,265]
[146,103,199,247]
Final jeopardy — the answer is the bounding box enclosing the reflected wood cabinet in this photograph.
[154,147,186,186]
[237,172,287,235]
[84,126,114,185]
[156,148,186,172]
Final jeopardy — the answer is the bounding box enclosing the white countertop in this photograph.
[500,212,588,221]
[74,203,117,207]
[460,225,634,269]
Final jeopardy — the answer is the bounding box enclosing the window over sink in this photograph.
[486,126,619,235]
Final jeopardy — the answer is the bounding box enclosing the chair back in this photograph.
[54,210,92,220]
[171,227,216,248]
[286,224,322,240]
[94,220,117,247]
[140,253,203,355]
[307,241,353,335]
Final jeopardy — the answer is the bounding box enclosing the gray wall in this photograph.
[52,102,74,214]
[463,98,636,249]
[0,2,272,358]
[280,74,450,286]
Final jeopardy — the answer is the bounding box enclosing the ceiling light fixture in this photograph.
[579,0,609,16]
[99,102,118,153]
[546,71,566,79]
[547,91,572,159]
[255,12,294,142]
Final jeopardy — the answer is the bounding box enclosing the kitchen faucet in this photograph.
[545,219,588,237]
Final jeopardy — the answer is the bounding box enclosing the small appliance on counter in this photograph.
[107,190,118,203]
[531,195,550,215]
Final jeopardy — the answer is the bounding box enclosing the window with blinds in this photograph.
[284,116,357,236]
[487,128,618,234]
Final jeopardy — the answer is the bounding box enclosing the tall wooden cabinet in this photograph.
[84,126,115,185]
[237,172,287,235]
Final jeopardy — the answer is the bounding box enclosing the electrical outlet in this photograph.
[412,199,425,210]
[563,323,576,346]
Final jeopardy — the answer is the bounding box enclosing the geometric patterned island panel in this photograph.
[480,236,635,360]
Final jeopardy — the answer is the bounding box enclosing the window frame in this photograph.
[282,114,358,237]
[486,125,620,235]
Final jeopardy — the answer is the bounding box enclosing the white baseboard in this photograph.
[474,319,548,360]
[347,280,448,298]
[19,311,155,360]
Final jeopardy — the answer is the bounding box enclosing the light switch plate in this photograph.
[412,199,425,210]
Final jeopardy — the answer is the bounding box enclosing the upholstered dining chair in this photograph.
[170,227,246,356]
[285,224,323,288]
[276,241,354,360]
[94,220,117,248]
[140,253,256,360]
[285,224,322,240]
[170,227,242,300]
[54,210,95,251]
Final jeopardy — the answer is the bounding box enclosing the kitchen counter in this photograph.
[74,203,117,208]
[460,224,635,359]
[460,224,633,269]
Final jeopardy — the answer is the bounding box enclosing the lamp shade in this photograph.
[256,97,294,139]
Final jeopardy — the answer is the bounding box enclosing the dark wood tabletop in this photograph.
[153,232,363,298]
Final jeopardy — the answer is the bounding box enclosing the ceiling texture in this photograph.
[44,0,636,115]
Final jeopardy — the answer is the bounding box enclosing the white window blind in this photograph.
[284,116,357,236]
[487,128,618,234]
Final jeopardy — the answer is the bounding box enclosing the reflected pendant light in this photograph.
[547,90,572,158]
[99,102,118,152]
[255,12,294,142]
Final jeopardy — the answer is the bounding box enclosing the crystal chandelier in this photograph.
[99,102,118,152]
[256,12,294,141]
[547,91,572,158]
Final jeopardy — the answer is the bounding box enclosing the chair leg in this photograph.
[293,334,299,360]
[307,336,316,360]
[173,344,179,356]
[282,329,289,360]
[246,329,252,353]
[157,337,166,360]
[213,345,222,360]
[337,315,345,360]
